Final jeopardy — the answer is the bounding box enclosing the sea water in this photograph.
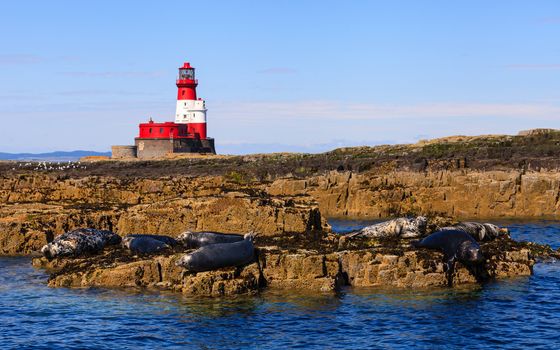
[0,221,559,349]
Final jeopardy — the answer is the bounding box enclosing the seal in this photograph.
[441,222,508,241]
[176,233,255,272]
[40,228,122,260]
[412,229,485,286]
[177,231,244,249]
[121,234,179,254]
[347,216,427,239]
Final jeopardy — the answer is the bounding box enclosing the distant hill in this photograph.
[0,150,111,161]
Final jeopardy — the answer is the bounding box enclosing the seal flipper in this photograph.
[444,256,456,287]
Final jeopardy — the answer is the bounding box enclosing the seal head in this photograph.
[457,240,484,264]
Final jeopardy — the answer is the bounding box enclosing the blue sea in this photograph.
[1,220,559,349]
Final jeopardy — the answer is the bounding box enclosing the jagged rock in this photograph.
[40,252,263,297]
[4,168,560,255]
[259,251,344,292]
[0,185,328,254]
[180,264,262,296]
[4,132,560,255]
[33,235,538,296]
[289,170,560,218]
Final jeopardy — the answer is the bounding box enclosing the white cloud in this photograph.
[59,71,165,78]
[506,64,560,70]
[0,54,80,65]
[538,17,560,24]
[257,67,298,74]
[0,54,45,65]
[216,138,397,155]
[2,96,559,153]
[211,100,560,121]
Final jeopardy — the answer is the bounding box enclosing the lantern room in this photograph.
[176,62,198,100]
[178,62,195,81]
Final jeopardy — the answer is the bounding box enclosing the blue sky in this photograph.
[0,1,559,154]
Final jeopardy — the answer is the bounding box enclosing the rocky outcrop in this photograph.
[38,253,263,297]
[4,131,560,255]
[33,235,539,296]
[3,168,560,254]
[258,250,344,292]
[0,176,327,254]
[338,246,533,288]
[267,170,560,218]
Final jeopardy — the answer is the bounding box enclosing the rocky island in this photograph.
[31,222,550,296]
[2,129,560,296]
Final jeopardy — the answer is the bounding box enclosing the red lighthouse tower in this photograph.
[128,60,215,159]
[175,62,208,139]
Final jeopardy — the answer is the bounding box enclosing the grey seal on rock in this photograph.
[440,222,508,241]
[40,228,122,260]
[122,234,179,254]
[347,216,427,239]
[176,231,244,249]
[412,229,484,286]
[176,233,255,272]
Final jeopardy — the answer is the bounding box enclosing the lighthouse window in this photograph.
[179,68,194,80]
[160,128,164,134]
[149,128,152,133]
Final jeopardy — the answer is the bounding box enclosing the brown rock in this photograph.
[36,234,537,297]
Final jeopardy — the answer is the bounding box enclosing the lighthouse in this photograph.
[112,59,216,159]
[175,62,208,139]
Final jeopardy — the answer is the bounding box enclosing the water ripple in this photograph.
[1,222,560,349]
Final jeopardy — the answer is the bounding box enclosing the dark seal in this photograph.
[176,233,255,272]
[122,234,179,254]
[41,228,122,260]
[177,231,244,249]
[441,222,508,241]
[412,229,485,286]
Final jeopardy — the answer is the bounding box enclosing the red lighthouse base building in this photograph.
[111,60,216,159]
[133,119,215,159]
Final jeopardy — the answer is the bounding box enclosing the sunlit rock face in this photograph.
[2,168,560,255]
[33,233,540,296]
[4,131,560,255]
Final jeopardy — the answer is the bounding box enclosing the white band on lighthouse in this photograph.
[175,99,207,124]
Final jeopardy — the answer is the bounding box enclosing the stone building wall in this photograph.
[135,139,174,159]
[111,146,137,159]
[134,138,216,159]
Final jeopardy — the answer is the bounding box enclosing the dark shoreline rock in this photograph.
[5,129,560,179]
[32,232,546,297]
